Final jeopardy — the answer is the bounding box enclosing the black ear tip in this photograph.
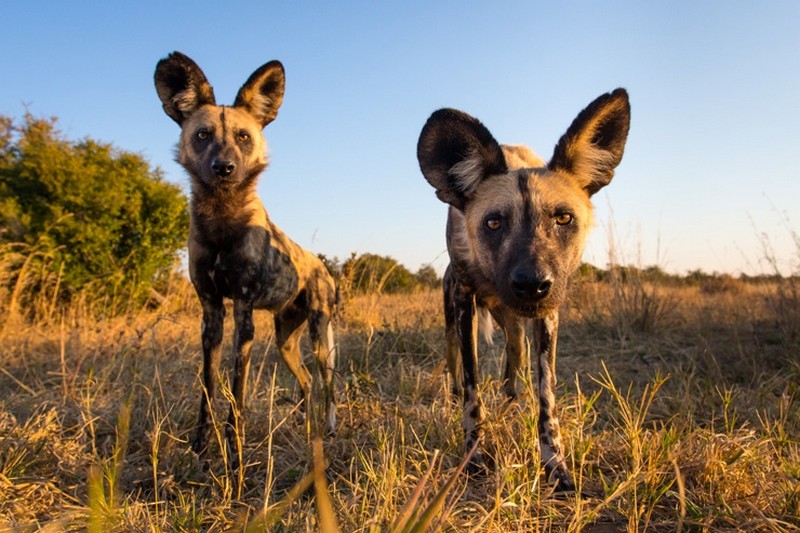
[609,88,631,110]
[429,108,461,120]
[253,60,285,81]
[241,60,287,97]
[157,51,204,77]
[424,108,476,129]
[159,51,187,67]
[268,60,285,74]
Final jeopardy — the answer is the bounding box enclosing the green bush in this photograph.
[0,113,188,317]
[340,253,440,295]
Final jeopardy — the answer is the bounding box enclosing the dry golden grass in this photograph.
[1,275,799,532]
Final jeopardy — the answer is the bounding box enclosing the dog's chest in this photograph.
[198,226,300,309]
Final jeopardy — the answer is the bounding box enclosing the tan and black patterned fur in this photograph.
[155,52,337,465]
[418,90,630,491]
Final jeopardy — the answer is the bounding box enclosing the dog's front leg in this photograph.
[226,298,255,467]
[453,283,484,470]
[534,313,574,491]
[193,297,225,455]
[443,266,463,398]
[493,310,527,400]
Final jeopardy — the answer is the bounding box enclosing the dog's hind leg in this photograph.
[275,305,314,440]
[534,314,574,491]
[193,297,225,456]
[322,320,337,433]
[309,310,337,436]
[310,315,336,435]
[306,267,338,437]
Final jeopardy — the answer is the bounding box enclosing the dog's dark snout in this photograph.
[510,268,552,300]
[212,158,235,178]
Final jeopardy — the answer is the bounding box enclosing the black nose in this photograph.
[510,268,552,300]
[211,158,235,178]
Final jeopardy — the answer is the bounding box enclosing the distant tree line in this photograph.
[318,252,440,296]
[577,263,795,292]
[318,257,796,298]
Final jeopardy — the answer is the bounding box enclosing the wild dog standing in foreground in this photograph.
[154,52,337,464]
[417,89,630,491]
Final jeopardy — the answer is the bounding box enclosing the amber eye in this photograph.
[196,129,210,141]
[555,213,573,226]
[486,218,502,230]
[237,131,251,142]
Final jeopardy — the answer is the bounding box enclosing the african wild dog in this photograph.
[417,89,630,491]
[154,52,337,464]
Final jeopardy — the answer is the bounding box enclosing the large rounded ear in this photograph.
[417,108,507,210]
[154,51,216,125]
[549,88,631,196]
[234,61,285,128]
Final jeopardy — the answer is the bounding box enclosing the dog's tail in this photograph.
[477,306,495,345]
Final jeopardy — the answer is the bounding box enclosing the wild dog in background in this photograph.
[154,52,337,465]
[417,89,630,491]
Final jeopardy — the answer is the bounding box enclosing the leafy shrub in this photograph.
[339,253,440,296]
[0,113,188,318]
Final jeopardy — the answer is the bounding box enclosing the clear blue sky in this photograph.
[3,2,799,275]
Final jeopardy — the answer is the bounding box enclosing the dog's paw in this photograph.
[464,450,493,478]
[553,471,575,492]
[545,469,586,499]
